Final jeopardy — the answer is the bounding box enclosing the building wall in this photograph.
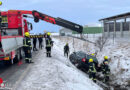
[73,27,103,34]
[104,22,130,38]
[59,28,72,36]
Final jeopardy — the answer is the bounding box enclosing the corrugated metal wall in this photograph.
[104,22,130,32]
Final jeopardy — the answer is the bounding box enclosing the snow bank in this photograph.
[97,40,130,86]
[53,36,96,54]
[55,36,130,87]
[18,38,102,90]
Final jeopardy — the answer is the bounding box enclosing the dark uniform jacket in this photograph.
[64,45,69,52]
[45,36,53,47]
[101,63,110,75]
[23,37,32,51]
[33,38,37,44]
[88,63,96,73]
[38,37,43,42]
[103,59,109,64]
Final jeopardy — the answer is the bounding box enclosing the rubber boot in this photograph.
[46,53,49,57]
[25,59,29,63]
[49,53,51,57]
[29,60,34,63]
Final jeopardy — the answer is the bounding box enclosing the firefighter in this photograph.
[91,53,95,57]
[38,34,43,49]
[103,56,109,63]
[33,36,38,51]
[23,32,33,63]
[91,53,100,72]
[88,58,97,83]
[45,32,53,57]
[101,56,110,83]
[64,43,69,58]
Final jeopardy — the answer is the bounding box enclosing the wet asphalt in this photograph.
[0,44,42,89]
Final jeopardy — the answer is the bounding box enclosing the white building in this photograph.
[59,28,73,36]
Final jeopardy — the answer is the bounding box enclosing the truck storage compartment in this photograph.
[0,28,23,54]
[1,36,23,54]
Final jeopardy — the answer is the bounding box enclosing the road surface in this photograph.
[0,46,42,90]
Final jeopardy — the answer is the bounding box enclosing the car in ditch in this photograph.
[69,51,99,72]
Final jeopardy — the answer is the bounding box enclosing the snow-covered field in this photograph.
[54,36,130,87]
[18,38,102,90]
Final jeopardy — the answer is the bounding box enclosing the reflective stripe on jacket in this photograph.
[46,37,52,47]
[23,37,32,47]
[89,63,97,73]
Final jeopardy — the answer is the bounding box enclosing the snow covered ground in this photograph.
[97,40,130,86]
[54,36,130,87]
[18,38,102,90]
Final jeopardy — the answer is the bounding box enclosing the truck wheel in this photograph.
[14,55,19,63]
[14,49,21,63]
[4,60,9,66]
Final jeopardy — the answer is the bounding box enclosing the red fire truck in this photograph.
[0,10,83,65]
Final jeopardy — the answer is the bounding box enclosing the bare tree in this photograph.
[95,36,108,52]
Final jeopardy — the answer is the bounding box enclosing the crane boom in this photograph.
[0,10,83,33]
[32,10,83,33]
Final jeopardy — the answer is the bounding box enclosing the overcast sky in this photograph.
[1,0,130,33]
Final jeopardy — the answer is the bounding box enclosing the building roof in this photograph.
[99,12,130,21]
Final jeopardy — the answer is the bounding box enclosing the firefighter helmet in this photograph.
[47,32,51,36]
[89,58,93,63]
[104,56,108,60]
[25,32,30,37]
[0,1,2,6]
[91,53,95,56]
